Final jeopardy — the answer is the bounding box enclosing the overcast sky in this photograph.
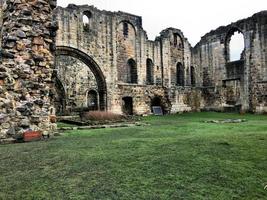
[57,0,266,46]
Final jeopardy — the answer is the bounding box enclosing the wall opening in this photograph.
[173,33,184,49]
[83,11,92,31]
[146,58,154,85]
[56,46,107,112]
[151,96,166,114]
[176,62,185,86]
[87,90,98,110]
[127,59,138,84]
[123,22,129,37]
[226,29,245,62]
[122,97,133,115]
[191,66,196,86]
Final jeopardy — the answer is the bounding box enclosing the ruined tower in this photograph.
[0,0,57,139]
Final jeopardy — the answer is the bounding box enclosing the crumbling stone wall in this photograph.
[0,0,3,49]
[192,11,267,113]
[0,2,266,139]
[55,5,196,115]
[0,0,57,139]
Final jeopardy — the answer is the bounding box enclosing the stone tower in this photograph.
[0,0,57,139]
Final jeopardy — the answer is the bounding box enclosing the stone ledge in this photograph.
[58,122,149,131]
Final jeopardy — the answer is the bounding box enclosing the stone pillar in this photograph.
[0,0,57,139]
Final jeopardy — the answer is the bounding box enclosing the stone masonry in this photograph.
[55,5,196,115]
[193,12,267,113]
[0,2,267,139]
[0,0,57,139]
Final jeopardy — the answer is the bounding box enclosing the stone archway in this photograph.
[55,46,107,111]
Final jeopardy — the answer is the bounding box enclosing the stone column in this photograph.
[0,0,57,139]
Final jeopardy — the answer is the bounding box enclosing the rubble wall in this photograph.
[0,0,57,139]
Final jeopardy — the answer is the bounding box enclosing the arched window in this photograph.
[225,29,245,62]
[191,66,196,86]
[146,58,154,85]
[127,59,138,84]
[176,62,184,86]
[173,33,184,49]
[83,11,92,31]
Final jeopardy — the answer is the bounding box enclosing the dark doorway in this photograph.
[87,90,98,110]
[151,96,164,114]
[122,97,133,115]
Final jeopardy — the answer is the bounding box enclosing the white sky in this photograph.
[57,0,267,46]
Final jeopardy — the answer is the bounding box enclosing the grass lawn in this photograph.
[0,112,267,199]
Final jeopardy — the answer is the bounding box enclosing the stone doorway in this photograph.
[87,90,99,110]
[122,97,133,115]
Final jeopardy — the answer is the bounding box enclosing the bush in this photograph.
[80,111,124,121]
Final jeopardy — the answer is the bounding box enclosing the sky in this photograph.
[57,0,267,46]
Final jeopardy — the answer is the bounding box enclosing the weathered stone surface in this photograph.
[54,5,266,116]
[193,11,267,113]
[0,0,57,139]
[0,1,266,140]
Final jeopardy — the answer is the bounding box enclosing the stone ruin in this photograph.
[0,0,57,139]
[0,0,266,139]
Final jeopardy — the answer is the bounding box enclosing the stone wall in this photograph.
[0,2,266,139]
[0,0,3,49]
[55,5,196,115]
[192,11,267,113]
[0,0,57,139]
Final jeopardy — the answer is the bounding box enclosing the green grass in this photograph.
[0,112,267,199]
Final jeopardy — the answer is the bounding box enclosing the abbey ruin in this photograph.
[0,0,267,139]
